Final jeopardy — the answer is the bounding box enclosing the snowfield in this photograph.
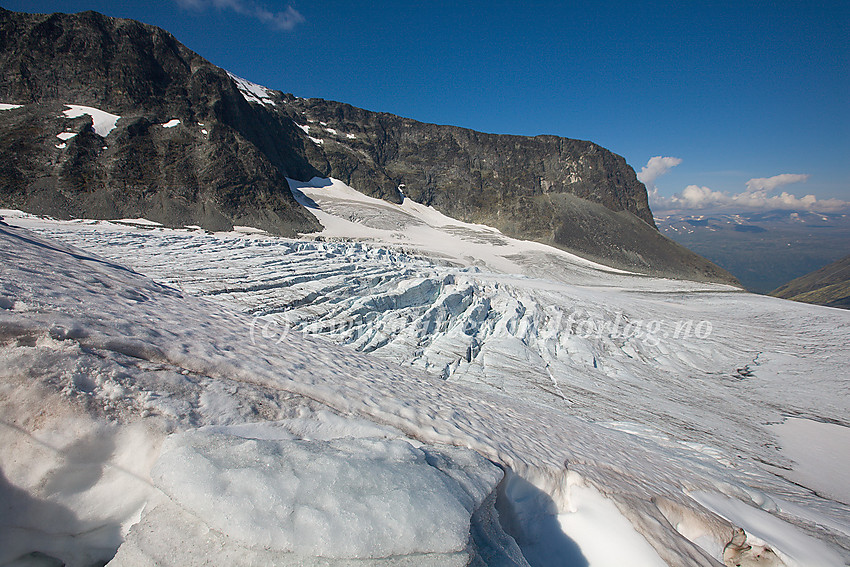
[1,178,849,567]
[61,104,121,137]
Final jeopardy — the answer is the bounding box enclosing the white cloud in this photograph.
[176,0,305,30]
[745,173,810,194]
[653,173,849,213]
[672,185,728,209]
[636,156,682,192]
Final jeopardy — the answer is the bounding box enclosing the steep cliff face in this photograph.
[0,8,321,234]
[278,97,653,223]
[0,8,737,284]
[278,97,731,279]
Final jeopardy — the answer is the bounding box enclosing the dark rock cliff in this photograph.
[0,8,320,234]
[0,8,737,284]
[282,97,654,224]
[279,98,734,280]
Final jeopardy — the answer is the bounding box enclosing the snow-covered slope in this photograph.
[287,177,635,280]
[2,182,849,567]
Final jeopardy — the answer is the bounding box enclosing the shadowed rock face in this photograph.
[0,8,737,284]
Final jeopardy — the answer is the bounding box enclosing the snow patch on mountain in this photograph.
[226,71,276,107]
[114,218,163,227]
[62,104,120,137]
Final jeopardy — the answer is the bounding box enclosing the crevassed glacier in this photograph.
[2,195,849,566]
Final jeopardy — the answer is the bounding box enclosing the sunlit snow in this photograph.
[226,71,276,107]
[62,104,120,137]
[115,218,163,227]
[287,177,634,277]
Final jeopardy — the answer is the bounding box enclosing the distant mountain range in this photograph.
[656,209,850,293]
[771,254,850,309]
[0,7,736,284]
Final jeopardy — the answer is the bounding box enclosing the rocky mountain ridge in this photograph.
[770,254,850,309]
[0,7,736,284]
[0,8,321,234]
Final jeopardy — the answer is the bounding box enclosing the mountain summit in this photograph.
[0,7,736,284]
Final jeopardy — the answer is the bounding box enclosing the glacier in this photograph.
[0,178,848,567]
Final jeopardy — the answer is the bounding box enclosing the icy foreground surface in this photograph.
[114,430,517,566]
[1,188,849,566]
[0,224,530,566]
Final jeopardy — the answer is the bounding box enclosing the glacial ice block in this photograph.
[147,431,505,560]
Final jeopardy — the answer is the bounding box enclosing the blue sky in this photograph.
[4,0,849,212]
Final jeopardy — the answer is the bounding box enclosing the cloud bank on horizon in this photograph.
[640,156,849,213]
[175,0,304,30]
